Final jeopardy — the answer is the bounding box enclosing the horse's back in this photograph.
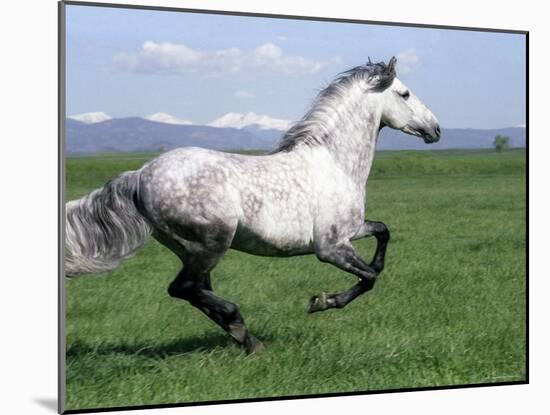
[136,146,316,257]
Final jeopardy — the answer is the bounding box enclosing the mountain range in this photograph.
[65,111,526,154]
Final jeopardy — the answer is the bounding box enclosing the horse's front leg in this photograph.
[307,220,390,313]
[352,219,390,273]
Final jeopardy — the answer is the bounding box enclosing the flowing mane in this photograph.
[272,59,396,153]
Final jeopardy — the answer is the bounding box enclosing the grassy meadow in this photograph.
[64,148,527,411]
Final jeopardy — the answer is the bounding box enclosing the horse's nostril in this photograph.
[435,125,441,137]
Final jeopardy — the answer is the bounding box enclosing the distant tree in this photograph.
[494,135,510,153]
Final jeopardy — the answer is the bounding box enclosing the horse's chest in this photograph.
[315,173,365,213]
[311,177,366,239]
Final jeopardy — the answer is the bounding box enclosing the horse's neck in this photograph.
[305,85,381,186]
[329,113,380,187]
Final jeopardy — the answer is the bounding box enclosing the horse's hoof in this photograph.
[244,335,265,355]
[307,292,329,313]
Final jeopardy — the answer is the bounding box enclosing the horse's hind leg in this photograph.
[308,220,390,313]
[168,260,264,354]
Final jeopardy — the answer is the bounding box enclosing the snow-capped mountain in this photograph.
[65,109,526,154]
[66,117,264,153]
[68,111,112,124]
[144,112,193,125]
[209,112,291,131]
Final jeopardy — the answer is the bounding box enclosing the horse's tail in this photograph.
[65,170,152,276]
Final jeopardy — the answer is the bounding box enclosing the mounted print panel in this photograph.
[59,1,527,413]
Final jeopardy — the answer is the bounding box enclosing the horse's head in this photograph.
[373,57,440,143]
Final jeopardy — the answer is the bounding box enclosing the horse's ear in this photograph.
[387,56,397,75]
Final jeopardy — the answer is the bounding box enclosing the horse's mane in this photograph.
[272,58,396,153]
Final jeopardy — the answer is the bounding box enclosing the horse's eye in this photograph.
[400,90,410,100]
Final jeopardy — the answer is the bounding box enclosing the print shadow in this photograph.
[34,398,57,412]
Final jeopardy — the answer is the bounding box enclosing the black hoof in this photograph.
[244,335,265,354]
[307,292,329,313]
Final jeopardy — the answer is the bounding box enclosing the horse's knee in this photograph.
[374,222,390,242]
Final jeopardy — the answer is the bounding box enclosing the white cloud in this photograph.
[252,42,328,75]
[396,49,421,76]
[114,41,332,77]
[255,43,283,60]
[235,90,255,99]
[113,41,243,75]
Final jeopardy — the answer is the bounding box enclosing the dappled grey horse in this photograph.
[66,57,440,353]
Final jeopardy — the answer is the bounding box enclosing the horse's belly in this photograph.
[231,216,314,257]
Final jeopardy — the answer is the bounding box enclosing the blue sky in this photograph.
[65,4,526,129]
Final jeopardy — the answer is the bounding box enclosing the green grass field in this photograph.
[64,148,526,411]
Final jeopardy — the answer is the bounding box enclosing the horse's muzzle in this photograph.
[422,123,441,143]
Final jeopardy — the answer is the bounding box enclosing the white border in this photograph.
[1,1,545,414]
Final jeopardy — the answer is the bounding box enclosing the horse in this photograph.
[65,57,440,354]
